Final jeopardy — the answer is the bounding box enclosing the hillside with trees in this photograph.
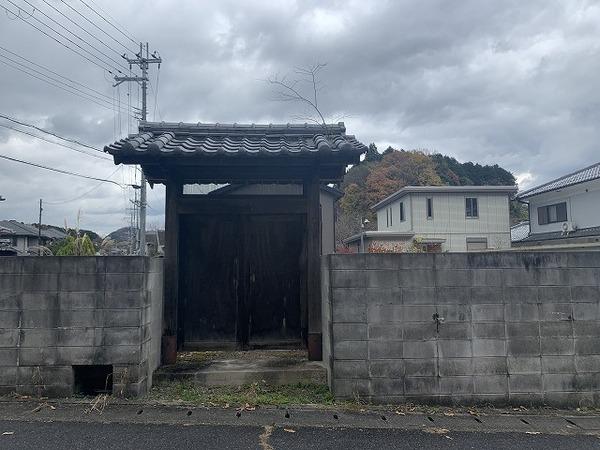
[336,146,527,247]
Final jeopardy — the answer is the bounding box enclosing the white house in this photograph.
[514,162,600,248]
[344,185,517,252]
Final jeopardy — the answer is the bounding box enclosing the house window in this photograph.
[466,238,488,251]
[399,202,405,222]
[465,197,478,218]
[537,202,567,225]
[386,206,393,227]
[426,198,433,219]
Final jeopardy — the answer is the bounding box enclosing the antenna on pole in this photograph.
[114,43,161,256]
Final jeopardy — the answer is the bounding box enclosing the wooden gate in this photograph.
[179,213,305,350]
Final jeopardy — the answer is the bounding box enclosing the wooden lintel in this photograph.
[176,195,307,215]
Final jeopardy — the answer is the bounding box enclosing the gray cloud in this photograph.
[0,0,599,234]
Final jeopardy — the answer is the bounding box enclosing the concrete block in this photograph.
[371,378,404,397]
[18,347,57,365]
[543,392,594,408]
[21,257,61,274]
[474,375,507,394]
[503,268,539,286]
[539,303,572,321]
[472,304,504,322]
[0,257,22,274]
[333,323,367,341]
[507,322,540,338]
[102,309,141,327]
[538,269,569,286]
[0,274,21,291]
[22,273,59,291]
[103,328,141,346]
[0,367,17,385]
[369,341,403,359]
[575,337,600,355]
[105,273,144,291]
[17,366,73,386]
[58,273,104,292]
[541,337,575,356]
[568,268,599,286]
[331,288,367,306]
[59,328,96,347]
[56,347,97,365]
[435,270,472,287]
[403,341,436,359]
[103,291,145,309]
[403,305,436,322]
[576,355,600,372]
[363,254,401,270]
[334,341,367,360]
[540,321,573,337]
[398,269,435,288]
[543,374,581,392]
[0,311,20,328]
[58,310,99,328]
[367,305,403,323]
[332,304,367,323]
[0,349,17,366]
[435,253,469,269]
[505,304,539,322]
[331,254,365,270]
[402,323,435,340]
[57,257,104,274]
[438,323,471,340]
[435,287,471,304]
[405,376,438,395]
[472,339,506,357]
[402,288,435,305]
[436,304,470,322]
[365,288,402,305]
[369,360,404,378]
[57,292,101,309]
[571,286,600,303]
[368,324,403,340]
[438,339,472,358]
[333,361,368,379]
[510,374,542,393]
[20,310,57,328]
[366,271,399,288]
[472,269,503,287]
[0,292,19,310]
[105,256,145,274]
[567,252,600,268]
[504,286,538,303]
[20,329,55,348]
[473,357,507,375]
[331,271,367,288]
[102,345,141,364]
[538,286,570,302]
[470,287,504,304]
[0,329,18,347]
[439,376,473,395]
[472,323,505,339]
[20,292,58,310]
[404,358,436,376]
[572,303,599,321]
[332,379,370,398]
[507,357,541,374]
[508,338,541,356]
[542,355,576,374]
[439,358,472,376]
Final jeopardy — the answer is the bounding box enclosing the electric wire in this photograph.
[45,165,122,204]
[78,0,139,46]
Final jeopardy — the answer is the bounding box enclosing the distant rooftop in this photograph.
[517,161,600,199]
[372,185,518,211]
[510,221,530,242]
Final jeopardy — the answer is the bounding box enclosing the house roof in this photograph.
[343,231,415,244]
[0,220,39,237]
[518,225,600,243]
[371,185,518,211]
[517,161,600,200]
[510,221,530,242]
[105,121,367,162]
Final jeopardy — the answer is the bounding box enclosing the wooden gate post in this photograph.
[305,175,322,361]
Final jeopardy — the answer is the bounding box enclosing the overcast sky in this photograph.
[0,0,599,235]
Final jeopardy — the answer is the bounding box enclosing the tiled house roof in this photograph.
[517,162,600,199]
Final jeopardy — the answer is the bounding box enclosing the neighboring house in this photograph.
[514,161,600,248]
[510,221,530,244]
[344,185,517,252]
[187,183,342,255]
[145,229,165,256]
[0,221,68,255]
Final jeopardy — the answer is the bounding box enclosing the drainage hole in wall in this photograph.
[520,419,530,425]
[473,417,482,423]
[187,410,192,416]
[73,365,113,396]
[427,416,435,422]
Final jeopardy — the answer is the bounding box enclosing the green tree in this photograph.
[364,143,382,163]
[55,233,96,256]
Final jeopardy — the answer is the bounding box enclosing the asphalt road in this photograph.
[1,420,599,450]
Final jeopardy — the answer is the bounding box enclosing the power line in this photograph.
[79,0,139,46]
[0,54,138,117]
[0,113,105,153]
[0,122,111,161]
[1,1,119,75]
[45,165,122,204]
[0,153,122,185]
[16,0,129,73]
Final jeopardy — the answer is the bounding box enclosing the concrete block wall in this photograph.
[0,256,163,397]
[322,252,600,407]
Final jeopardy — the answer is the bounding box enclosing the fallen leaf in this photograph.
[283,428,296,433]
[2,432,14,436]
[525,431,541,435]
[445,435,454,440]
[423,427,449,435]
[395,411,406,416]
[443,412,455,417]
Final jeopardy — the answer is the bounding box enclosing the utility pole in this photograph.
[38,199,43,256]
[114,43,161,256]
